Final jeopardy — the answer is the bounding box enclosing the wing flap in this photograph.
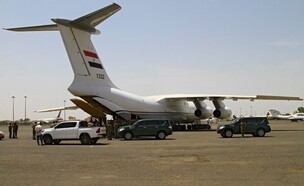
[255,95,303,101]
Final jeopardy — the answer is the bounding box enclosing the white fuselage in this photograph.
[68,80,200,122]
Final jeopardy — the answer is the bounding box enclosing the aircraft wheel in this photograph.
[91,139,98,144]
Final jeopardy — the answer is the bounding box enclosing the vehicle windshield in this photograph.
[231,118,240,124]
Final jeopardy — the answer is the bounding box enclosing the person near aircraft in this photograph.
[114,121,120,139]
[107,122,113,140]
[32,122,38,140]
[35,123,44,146]
[12,122,18,138]
[240,121,246,138]
[8,123,12,138]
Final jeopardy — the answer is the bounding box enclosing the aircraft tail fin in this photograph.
[268,109,281,117]
[5,3,121,96]
[56,110,62,119]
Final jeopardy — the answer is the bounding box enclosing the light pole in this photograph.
[24,96,27,121]
[64,100,66,121]
[12,96,15,121]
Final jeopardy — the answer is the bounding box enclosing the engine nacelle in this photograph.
[194,108,213,119]
[213,107,232,119]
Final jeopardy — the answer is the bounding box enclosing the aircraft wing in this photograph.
[154,94,303,101]
[35,106,78,113]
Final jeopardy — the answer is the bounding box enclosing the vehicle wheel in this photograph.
[224,129,233,138]
[80,133,91,145]
[53,139,61,145]
[124,131,133,140]
[156,131,167,140]
[43,135,53,145]
[256,128,265,137]
[221,133,227,138]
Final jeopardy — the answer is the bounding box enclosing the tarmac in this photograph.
[0,120,303,186]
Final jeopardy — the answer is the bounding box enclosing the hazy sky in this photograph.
[1,0,303,121]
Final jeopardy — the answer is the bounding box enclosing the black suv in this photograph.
[217,117,271,138]
[117,119,173,140]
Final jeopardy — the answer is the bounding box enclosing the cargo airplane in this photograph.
[5,3,303,122]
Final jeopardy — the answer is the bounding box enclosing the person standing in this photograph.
[114,121,119,139]
[8,123,12,138]
[35,124,43,146]
[32,122,38,140]
[107,122,113,140]
[240,121,246,138]
[12,122,18,138]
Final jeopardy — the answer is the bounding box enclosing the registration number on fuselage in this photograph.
[97,74,105,79]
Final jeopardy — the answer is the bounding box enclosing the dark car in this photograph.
[217,117,271,138]
[117,119,173,140]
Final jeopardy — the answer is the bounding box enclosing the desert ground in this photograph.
[0,120,303,186]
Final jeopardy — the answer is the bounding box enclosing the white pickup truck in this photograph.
[42,121,106,145]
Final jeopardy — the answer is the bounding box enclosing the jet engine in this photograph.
[212,99,232,119]
[194,108,213,119]
[191,99,212,119]
[213,107,232,119]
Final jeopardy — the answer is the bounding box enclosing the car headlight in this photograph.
[219,126,225,130]
[118,128,124,132]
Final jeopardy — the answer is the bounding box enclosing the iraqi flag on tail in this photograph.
[83,50,103,69]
